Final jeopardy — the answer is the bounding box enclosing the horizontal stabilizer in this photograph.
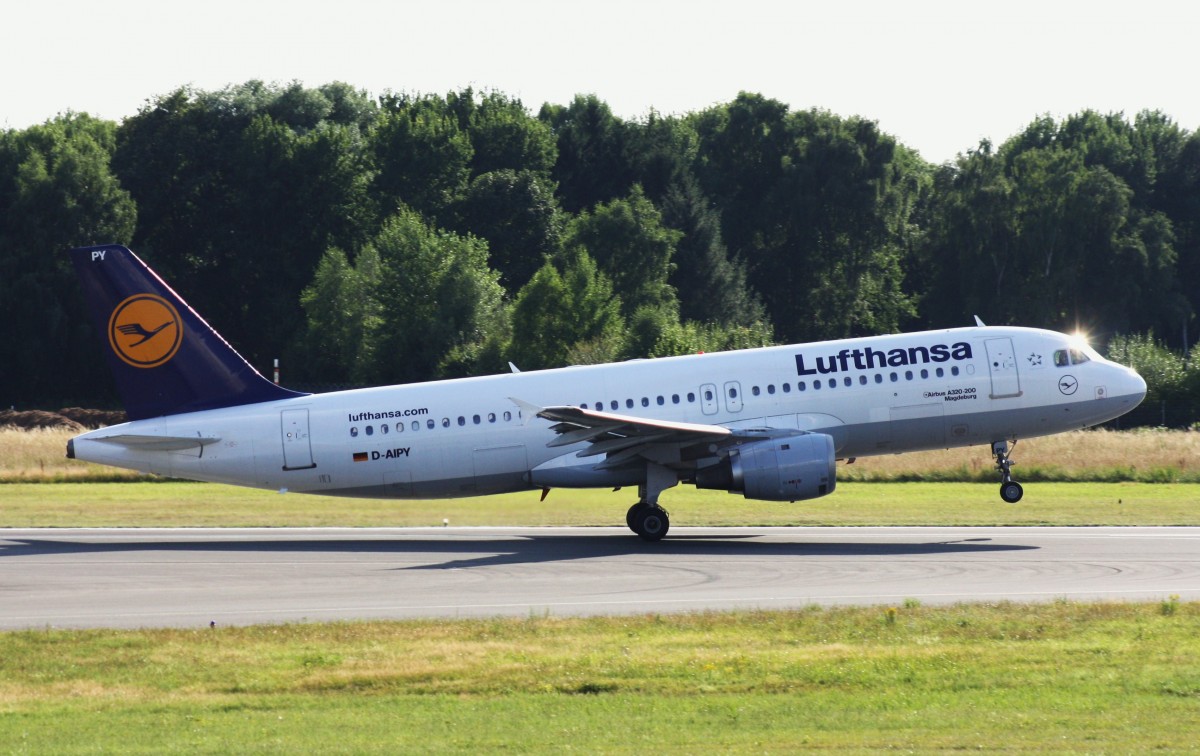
[89,433,222,452]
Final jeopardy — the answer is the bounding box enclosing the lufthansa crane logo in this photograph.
[107,294,183,368]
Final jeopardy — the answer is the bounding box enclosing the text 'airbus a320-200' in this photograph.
[67,245,1147,540]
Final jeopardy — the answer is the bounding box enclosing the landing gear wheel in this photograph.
[632,505,670,542]
[1000,481,1024,503]
[626,502,649,531]
[991,440,1023,504]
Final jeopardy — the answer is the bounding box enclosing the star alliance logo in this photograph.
[1027,353,1043,367]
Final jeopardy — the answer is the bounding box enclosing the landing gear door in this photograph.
[281,408,316,470]
[984,338,1022,399]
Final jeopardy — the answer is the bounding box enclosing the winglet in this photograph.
[974,315,986,327]
[508,361,521,374]
[508,397,543,425]
[70,244,309,420]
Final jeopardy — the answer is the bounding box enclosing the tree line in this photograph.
[2,81,1198,408]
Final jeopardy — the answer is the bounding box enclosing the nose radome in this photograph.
[1126,368,1148,404]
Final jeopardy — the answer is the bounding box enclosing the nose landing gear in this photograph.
[992,440,1023,503]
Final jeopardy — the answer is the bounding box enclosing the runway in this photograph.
[2,527,1199,629]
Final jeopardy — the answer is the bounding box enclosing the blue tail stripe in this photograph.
[70,244,309,420]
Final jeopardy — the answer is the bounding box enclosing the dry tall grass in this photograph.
[0,428,144,481]
[1,426,1196,483]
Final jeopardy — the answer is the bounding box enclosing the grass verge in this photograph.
[7,427,1200,484]
[1,602,1197,751]
[1,480,1198,528]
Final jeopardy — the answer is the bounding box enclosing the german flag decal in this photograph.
[353,452,368,462]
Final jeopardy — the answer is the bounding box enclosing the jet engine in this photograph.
[694,432,836,502]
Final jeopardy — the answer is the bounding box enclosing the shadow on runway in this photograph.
[0,531,1037,569]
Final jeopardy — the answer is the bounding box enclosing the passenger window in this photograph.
[427,419,435,429]
[951,366,960,376]
[396,423,404,433]
[412,421,419,431]
[936,367,944,378]
[920,369,929,379]
[657,396,665,405]
[752,386,761,396]
[473,415,480,425]
[874,374,883,384]
[798,381,806,391]
[905,371,913,381]
[890,373,898,382]
[844,377,851,387]
[366,425,374,436]
[442,418,450,428]
[457,416,466,426]
[704,390,714,401]
[488,413,496,423]
[728,388,738,399]
[782,383,791,393]
[350,427,359,437]
[641,397,650,407]
[828,379,836,390]
[611,401,619,410]
[595,402,603,411]
[814,380,822,389]
[859,375,867,385]
[503,411,512,422]
[381,424,389,434]
[626,399,634,408]
[767,384,776,395]
[672,394,680,404]
[688,392,696,402]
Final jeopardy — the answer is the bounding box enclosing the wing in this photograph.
[510,397,774,472]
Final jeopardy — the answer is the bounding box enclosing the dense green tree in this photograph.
[113,82,374,371]
[371,94,473,219]
[361,207,506,383]
[539,95,633,212]
[449,90,557,180]
[507,249,624,370]
[0,114,136,405]
[297,246,382,384]
[451,169,563,289]
[659,175,765,328]
[564,185,680,317]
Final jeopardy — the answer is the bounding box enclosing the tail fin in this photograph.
[70,244,308,420]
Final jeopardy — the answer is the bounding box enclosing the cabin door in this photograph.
[984,338,1022,399]
[281,409,316,470]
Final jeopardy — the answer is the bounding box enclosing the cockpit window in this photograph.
[1054,348,1092,367]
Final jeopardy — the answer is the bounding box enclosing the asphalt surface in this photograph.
[2,526,1199,629]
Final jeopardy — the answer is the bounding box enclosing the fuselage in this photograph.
[71,325,1147,500]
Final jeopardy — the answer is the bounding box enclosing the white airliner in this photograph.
[67,245,1147,540]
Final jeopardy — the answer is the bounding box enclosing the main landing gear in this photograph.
[626,463,676,541]
[992,440,1023,503]
[627,501,669,541]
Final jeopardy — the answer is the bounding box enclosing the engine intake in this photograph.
[695,433,836,502]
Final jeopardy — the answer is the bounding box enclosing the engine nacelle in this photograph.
[694,433,836,502]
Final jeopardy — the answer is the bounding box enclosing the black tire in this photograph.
[626,502,647,532]
[1000,481,1024,503]
[634,506,670,542]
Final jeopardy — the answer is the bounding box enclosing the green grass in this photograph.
[2,603,1198,751]
[1,480,1198,528]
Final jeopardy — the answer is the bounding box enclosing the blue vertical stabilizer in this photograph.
[70,244,309,420]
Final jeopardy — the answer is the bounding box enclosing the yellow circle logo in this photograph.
[107,294,183,368]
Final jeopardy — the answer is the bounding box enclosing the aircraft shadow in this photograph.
[0,532,1037,570]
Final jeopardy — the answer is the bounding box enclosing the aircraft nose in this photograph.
[1126,368,1148,404]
